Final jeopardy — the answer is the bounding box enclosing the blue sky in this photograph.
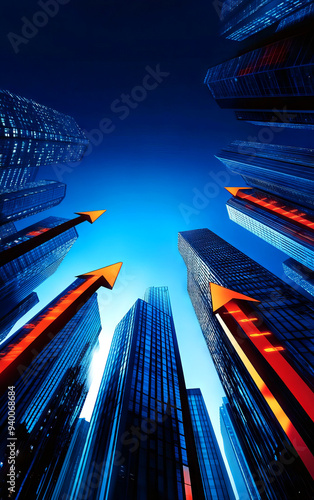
[2,0,313,495]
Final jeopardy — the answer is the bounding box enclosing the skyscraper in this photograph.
[0,89,88,168]
[220,397,261,500]
[0,216,78,333]
[0,180,66,225]
[178,228,314,499]
[0,282,101,498]
[0,165,39,190]
[0,292,39,343]
[68,286,205,500]
[219,0,313,41]
[216,142,314,210]
[225,187,314,271]
[204,32,314,126]
[187,388,235,500]
[283,258,314,298]
[0,221,17,241]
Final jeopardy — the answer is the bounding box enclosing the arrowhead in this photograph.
[209,282,259,313]
[77,262,123,289]
[75,210,107,224]
[225,187,252,197]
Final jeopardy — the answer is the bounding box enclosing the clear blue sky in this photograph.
[2,1,312,495]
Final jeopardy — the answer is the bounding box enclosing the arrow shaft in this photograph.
[216,312,314,481]
[216,300,314,480]
[0,216,84,267]
[0,274,100,393]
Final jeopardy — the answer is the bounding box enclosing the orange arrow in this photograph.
[224,187,252,197]
[0,262,122,392]
[0,211,106,266]
[75,210,107,224]
[209,282,259,313]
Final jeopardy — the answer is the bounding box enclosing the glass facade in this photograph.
[0,283,101,498]
[0,166,38,190]
[0,180,66,224]
[220,398,261,500]
[178,229,314,499]
[235,110,314,130]
[283,258,314,298]
[220,0,313,41]
[0,221,16,241]
[0,292,39,342]
[226,191,314,271]
[204,33,314,110]
[67,286,205,500]
[187,389,235,500]
[0,89,88,168]
[216,141,314,210]
[0,216,78,328]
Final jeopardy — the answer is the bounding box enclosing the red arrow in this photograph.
[0,262,122,392]
[210,282,314,480]
[0,210,106,266]
[225,186,314,232]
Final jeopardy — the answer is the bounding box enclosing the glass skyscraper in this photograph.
[283,258,314,298]
[0,283,101,499]
[0,292,39,342]
[67,286,205,500]
[0,221,17,241]
[225,187,314,271]
[187,388,235,500]
[0,89,88,168]
[235,109,314,130]
[219,0,313,41]
[0,216,78,336]
[178,229,314,499]
[0,180,66,225]
[216,141,314,210]
[0,165,39,190]
[204,32,314,121]
[220,397,261,500]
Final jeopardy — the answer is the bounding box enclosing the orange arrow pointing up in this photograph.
[75,210,107,223]
[209,282,259,313]
[225,187,252,197]
[77,262,123,289]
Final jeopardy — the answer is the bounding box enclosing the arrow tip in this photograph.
[209,282,259,313]
[75,210,107,223]
[77,262,123,289]
[225,187,252,197]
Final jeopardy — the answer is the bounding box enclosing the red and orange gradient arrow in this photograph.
[0,210,106,266]
[225,187,314,232]
[0,262,122,392]
[210,282,314,480]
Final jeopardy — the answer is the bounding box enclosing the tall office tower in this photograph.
[0,283,101,498]
[51,418,90,500]
[68,286,205,500]
[0,292,39,343]
[225,187,314,271]
[178,229,314,499]
[0,221,16,240]
[283,258,314,298]
[216,142,314,210]
[0,89,88,168]
[204,32,314,127]
[220,397,261,500]
[187,388,235,500]
[0,166,38,190]
[0,216,78,332]
[0,180,66,225]
[219,0,313,41]
[235,109,314,130]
